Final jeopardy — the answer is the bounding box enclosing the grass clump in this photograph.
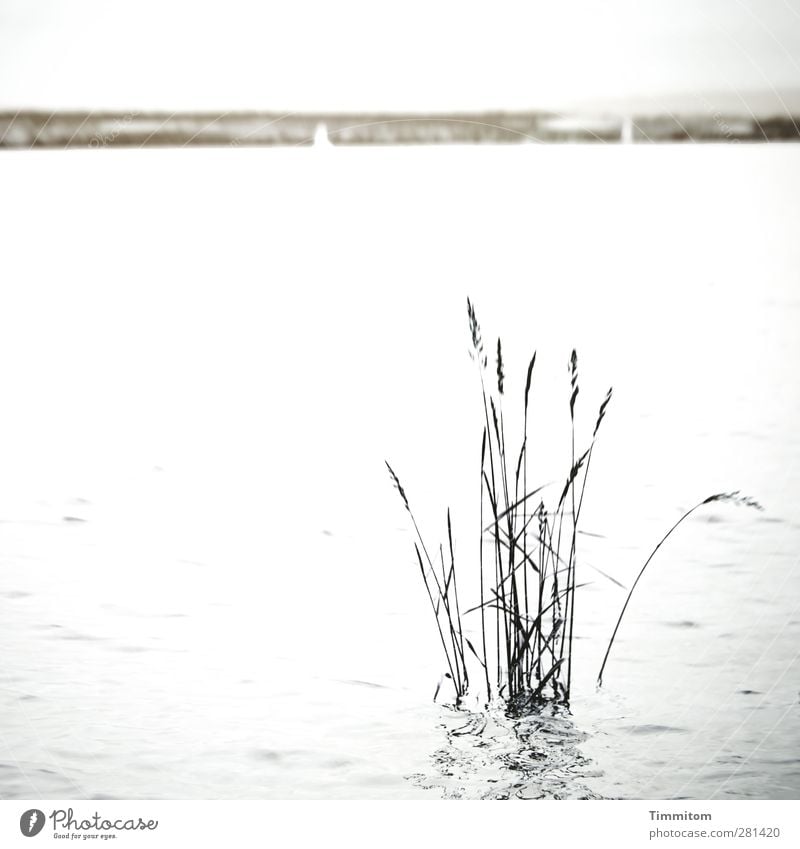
[388,298,611,707]
[387,299,761,708]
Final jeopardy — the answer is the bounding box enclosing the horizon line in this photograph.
[2,108,799,148]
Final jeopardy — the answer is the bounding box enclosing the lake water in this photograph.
[1,144,799,799]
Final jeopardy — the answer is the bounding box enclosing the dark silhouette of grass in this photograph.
[387,299,611,706]
[387,462,469,699]
[596,491,763,687]
[387,300,761,708]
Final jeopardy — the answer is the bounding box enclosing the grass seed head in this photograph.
[496,338,505,395]
[702,491,764,510]
[593,387,613,438]
[467,298,485,365]
[385,461,410,511]
[569,349,579,418]
[524,352,537,412]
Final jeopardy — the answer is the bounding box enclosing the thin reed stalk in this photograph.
[596,491,763,687]
[386,462,468,700]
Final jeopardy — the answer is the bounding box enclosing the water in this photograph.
[1,144,799,799]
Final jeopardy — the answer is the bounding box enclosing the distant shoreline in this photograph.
[1,109,799,148]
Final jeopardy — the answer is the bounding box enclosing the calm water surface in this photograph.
[1,145,799,799]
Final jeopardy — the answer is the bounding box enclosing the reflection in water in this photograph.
[411,704,602,799]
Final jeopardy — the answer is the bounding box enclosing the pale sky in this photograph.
[1,0,800,111]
